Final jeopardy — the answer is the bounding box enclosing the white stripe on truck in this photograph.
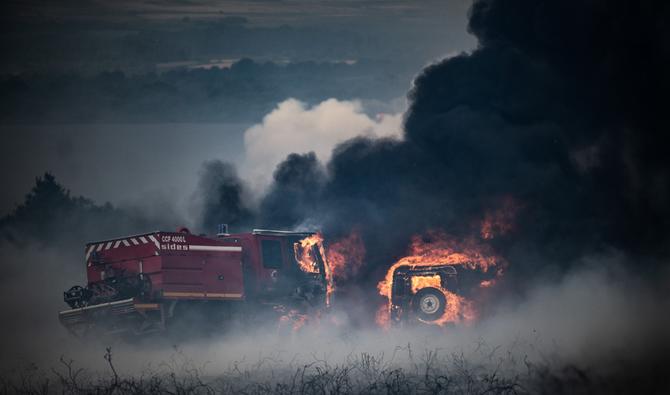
[148,235,161,249]
[189,245,242,252]
[85,245,95,262]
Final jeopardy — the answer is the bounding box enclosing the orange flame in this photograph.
[479,279,495,288]
[410,275,441,293]
[376,230,503,327]
[277,307,309,332]
[294,230,367,308]
[294,234,321,274]
[428,290,476,326]
[326,229,365,282]
[294,233,334,306]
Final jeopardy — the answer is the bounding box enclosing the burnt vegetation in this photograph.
[1,343,663,395]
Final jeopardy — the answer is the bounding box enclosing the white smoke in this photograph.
[241,98,403,194]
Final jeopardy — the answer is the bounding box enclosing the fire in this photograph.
[294,234,322,274]
[376,230,504,327]
[295,233,333,299]
[428,291,476,326]
[410,275,441,294]
[325,229,365,282]
[276,307,309,332]
[294,230,367,308]
[377,231,499,299]
[479,279,495,288]
[294,233,334,306]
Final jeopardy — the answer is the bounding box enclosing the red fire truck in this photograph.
[59,228,329,336]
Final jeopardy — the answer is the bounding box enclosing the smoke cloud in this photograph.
[242,98,402,193]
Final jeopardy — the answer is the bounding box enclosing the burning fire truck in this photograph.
[59,228,330,336]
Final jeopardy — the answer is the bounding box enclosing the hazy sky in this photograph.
[0,123,250,219]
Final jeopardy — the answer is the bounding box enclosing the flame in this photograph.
[376,230,504,327]
[294,233,334,306]
[326,229,365,282]
[410,275,441,294]
[277,307,309,332]
[427,291,476,326]
[294,230,367,308]
[479,279,495,288]
[294,234,321,274]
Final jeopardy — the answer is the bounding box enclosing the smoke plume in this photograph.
[192,161,254,233]
[234,0,670,290]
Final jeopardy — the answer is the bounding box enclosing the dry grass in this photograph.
[0,343,664,395]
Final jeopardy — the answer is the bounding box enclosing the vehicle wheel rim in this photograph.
[420,294,441,315]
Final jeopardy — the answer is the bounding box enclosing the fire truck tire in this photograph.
[413,287,446,321]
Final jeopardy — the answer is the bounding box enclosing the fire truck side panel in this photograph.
[141,256,163,290]
[202,254,244,296]
[159,251,243,299]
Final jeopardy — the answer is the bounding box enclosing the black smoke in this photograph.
[259,152,327,227]
[218,0,670,287]
[195,160,254,233]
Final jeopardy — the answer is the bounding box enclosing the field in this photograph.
[2,336,664,395]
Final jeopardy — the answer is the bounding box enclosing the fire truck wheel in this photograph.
[413,287,446,321]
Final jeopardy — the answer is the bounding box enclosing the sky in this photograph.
[0,0,476,219]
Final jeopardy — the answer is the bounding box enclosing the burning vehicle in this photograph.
[388,264,459,324]
[377,231,503,327]
[59,227,331,337]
